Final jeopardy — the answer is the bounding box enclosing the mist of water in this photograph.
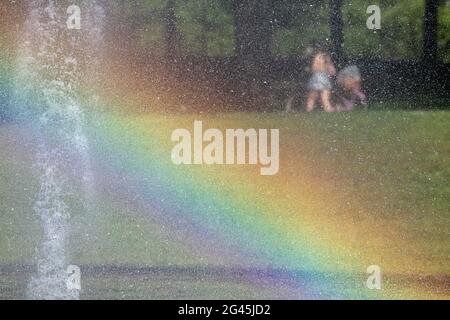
[13,0,104,300]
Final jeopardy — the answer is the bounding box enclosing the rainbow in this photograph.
[1,4,448,300]
[78,111,447,300]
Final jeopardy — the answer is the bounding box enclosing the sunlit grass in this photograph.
[0,110,449,298]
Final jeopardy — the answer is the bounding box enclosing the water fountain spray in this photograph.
[13,0,104,300]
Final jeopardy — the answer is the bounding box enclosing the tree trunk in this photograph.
[231,0,273,66]
[165,0,179,61]
[330,0,344,64]
[199,0,209,56]
[423,0,438,64]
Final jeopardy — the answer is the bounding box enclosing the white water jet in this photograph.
[14,0,104,300]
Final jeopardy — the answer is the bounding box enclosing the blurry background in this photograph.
[1,0,450,113]
[106,0,450,111]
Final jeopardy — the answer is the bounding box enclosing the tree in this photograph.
[199,0,209,55]
[230,0,274,65]
[165,0,180,61]
[330,0,344,64]
[423,0,438,64]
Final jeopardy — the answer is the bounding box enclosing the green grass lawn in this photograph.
[0,110,449,299]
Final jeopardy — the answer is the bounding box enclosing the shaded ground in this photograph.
[1,264,448,300]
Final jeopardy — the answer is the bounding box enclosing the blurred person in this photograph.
[305,46,336,112]
[335,65,367,111]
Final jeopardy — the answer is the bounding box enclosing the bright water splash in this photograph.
[14,0,104,300]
